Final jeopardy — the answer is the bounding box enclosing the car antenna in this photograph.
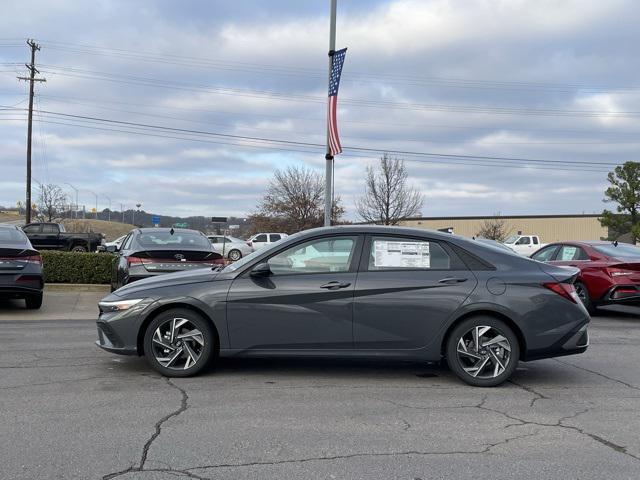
[170,228,175,235]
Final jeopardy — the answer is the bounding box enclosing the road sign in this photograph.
[152,215,160,226]
[173,222,188,228]
[211,216,228,223]
[229,224,240,230]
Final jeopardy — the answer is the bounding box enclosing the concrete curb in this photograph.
[45,283,110,293]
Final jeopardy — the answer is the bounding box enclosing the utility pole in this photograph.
[17,39,46,224]
[65,182,78,219]
[324,0,337,227]
[120,203,125,223]
[103,194,112,221]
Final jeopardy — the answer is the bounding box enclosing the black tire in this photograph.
[143,308,215,377]
[25,293,43,310]
[70,245,88,253]
[446,316,520,387]
[574,281,595,315]
[228,249,242,261]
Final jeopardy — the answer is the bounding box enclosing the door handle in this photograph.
[320,281,351,290]
[438,277,468,284]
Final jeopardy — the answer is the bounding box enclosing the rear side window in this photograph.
[41,224,59,234]
[367,237,451,271]
[557,245,589,261]
[254,234,268,242]
[121,234,133,251]
[0,228,28,244]
[22,225,40,234]
[533,237,539,245]
[208,237,220,244]
[532,246,558,262]
[270,234,282,241]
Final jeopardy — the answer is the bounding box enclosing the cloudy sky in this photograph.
[1,0,639,219]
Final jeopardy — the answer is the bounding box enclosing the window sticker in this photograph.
[374,241,430,268]
[560,246,577,261]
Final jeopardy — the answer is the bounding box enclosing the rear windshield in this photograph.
[136,231,210,248]
[593,243,640,259]
[0,228,28,245]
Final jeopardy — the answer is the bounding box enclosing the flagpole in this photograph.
[324,0,337,227]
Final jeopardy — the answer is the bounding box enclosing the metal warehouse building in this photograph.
[399,214,607,242]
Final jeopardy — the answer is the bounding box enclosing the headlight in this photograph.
[99,298,146,313]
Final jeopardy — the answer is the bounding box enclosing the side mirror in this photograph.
[106,245,118,253]
[250,262,272,277]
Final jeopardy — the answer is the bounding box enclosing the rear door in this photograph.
[353,235,477,350]
[226,234,362,350]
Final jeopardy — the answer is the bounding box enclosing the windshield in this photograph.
[504,235,519,244]
[593,243,640,259]
[136,231,211,248]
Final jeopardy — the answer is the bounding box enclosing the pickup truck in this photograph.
[503,234,547,256]
[21,222,104,252]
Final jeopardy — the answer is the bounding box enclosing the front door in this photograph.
[353,235,477,350]
[226,235,362,350]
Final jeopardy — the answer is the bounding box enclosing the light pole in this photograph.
[103,195,112,221]
[65,182,79,219]
[88,191,98,219]
[133,203,141,226]
[120,203,125,223]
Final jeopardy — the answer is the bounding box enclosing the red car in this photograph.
[531,241,640,313]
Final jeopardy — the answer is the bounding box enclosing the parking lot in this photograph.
[1,294,640,480]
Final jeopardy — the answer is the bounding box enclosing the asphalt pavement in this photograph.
[1,296,639,480]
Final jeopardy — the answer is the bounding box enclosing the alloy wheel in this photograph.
[575,284,587,303]
[151,317,205,370]
[456,325,512,379]
[229,249,241,261]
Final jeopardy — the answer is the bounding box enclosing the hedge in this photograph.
[41,251,115,284]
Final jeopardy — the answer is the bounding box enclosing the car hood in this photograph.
[113,267,221,297]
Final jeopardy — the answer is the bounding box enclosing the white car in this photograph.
[207,235,253,261]
[247,232,288,250]
[98,234,127,252]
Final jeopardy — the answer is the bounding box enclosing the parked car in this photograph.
[99,235,127,252]
[108,228,224,291]
[21,222,104,252]
[97,225,589,387]
[531,241,640,313]
[503,234,547,256]
[207,235,253,261]
[247,232,288,249]
[0,225,43,309]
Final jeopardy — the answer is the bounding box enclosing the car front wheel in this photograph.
[143,308,215,377]
[446,316,519,387]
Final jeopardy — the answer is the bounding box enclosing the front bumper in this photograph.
[95,297,155,356]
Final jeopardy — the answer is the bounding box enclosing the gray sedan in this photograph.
[96,225,589,387]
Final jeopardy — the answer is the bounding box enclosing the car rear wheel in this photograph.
[143,308,215,377]
[228,249,242,261]
[25,293,43,310]
[574,281,595,315]
[446,316,519,387]
[71,245,87,253]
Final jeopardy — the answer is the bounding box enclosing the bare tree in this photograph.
[255,165,344,233]
[37,183,67,222]
[476,214,511,242]
[356,154,423,225]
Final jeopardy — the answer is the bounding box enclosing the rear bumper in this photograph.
[523,322,589,361]
[599,285,640,305]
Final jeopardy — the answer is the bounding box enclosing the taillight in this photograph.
[607,267,635,277]
[127,256,143,266]
[23,255,42,265]
[543,282,578,304]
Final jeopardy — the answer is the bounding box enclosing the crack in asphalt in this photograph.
[102,377,193,480]
[182,430,539,473]
[507,378,549,407]
[553,358,640,391]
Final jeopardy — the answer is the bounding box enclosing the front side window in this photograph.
[516,237,531,245]
[268,236,357,275]
[254,234,268,242]
[367,237,450,270]
[208,236,219,244]
[532,246,558,262]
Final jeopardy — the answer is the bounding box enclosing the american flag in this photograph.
[327,47,347,156]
